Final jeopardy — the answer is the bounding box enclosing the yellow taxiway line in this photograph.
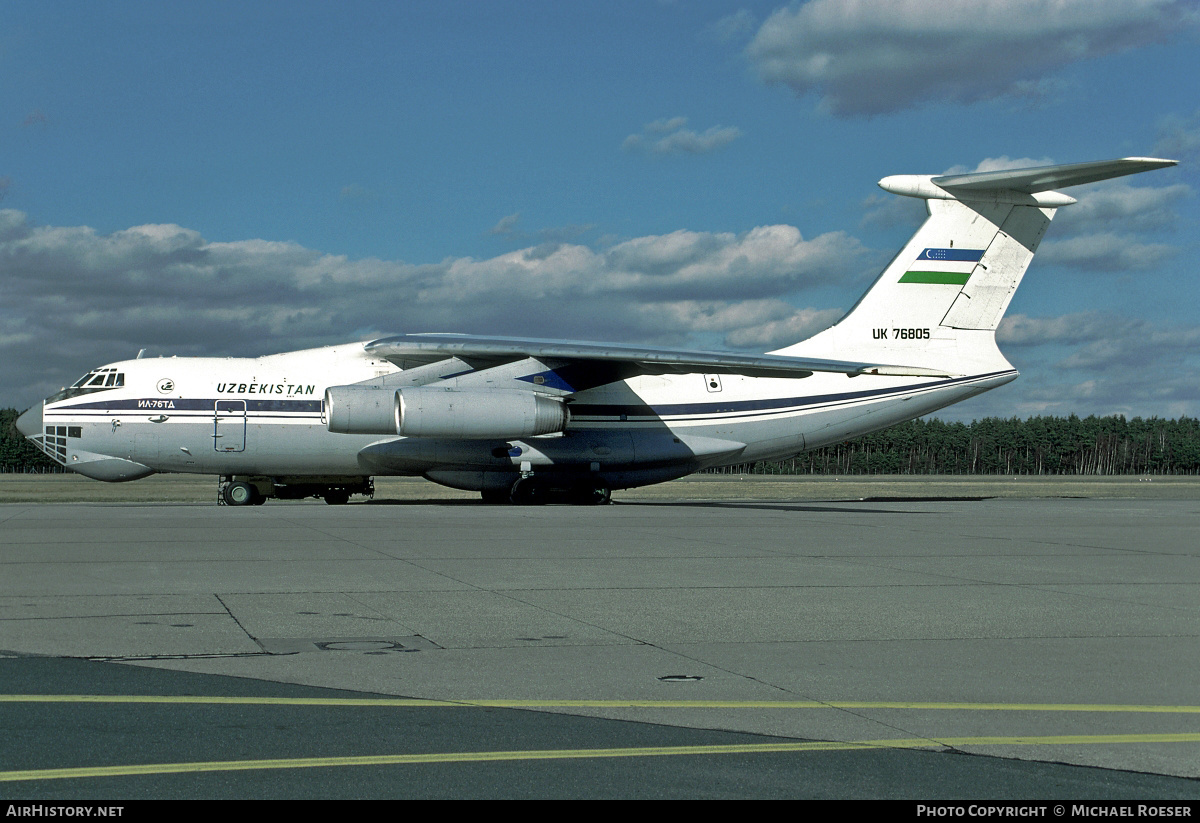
[5,696,1198,782]
[4,734,1200,783]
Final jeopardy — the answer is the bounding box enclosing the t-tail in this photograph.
[775,157,1178,377]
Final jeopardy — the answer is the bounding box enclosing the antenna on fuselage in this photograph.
[136,349,146,359]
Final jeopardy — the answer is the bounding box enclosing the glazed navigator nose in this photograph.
[15,401,43,438]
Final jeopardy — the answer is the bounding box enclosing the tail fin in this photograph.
[776,157,1177,374]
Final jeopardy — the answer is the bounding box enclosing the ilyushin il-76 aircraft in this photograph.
[15,156,1177,505]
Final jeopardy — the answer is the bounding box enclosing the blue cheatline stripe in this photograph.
[918,248,985,262]
[569,370,1014,419]
[50,398,324,413]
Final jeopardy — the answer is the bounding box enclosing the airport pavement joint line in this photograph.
[4,734,1200,783]
[2,695,1200,712]
[213,594,259,648]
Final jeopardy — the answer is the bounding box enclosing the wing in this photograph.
[364,333,953,388]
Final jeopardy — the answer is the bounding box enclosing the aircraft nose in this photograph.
[15,401,43,438]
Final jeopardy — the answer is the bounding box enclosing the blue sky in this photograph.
[3,0,1199,420]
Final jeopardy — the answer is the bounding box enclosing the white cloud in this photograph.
[944,156,1057,175]
[623,117,744,156]
[997,312,1121,346]
[1037,232,1177,271]
[602,225,868,297]
[860,191,926,230]
[653,126,744,156]
[1057,324,1200,371]
[725,307,844,350]
[644,116,689,134]
[1051,182,1191,234]
[956,311,1200,418]
[745,0,1197,116]
[489,212,521,236]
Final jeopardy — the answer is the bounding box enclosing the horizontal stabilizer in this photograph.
[932,157,1177,194]
[879,157,1177,205]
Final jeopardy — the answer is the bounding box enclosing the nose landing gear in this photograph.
[217,475,372,506]
[220,480,264,506]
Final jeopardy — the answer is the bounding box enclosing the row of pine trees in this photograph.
[0,408,57,472]
[704,415,1200,475]
[5,407,1200,475]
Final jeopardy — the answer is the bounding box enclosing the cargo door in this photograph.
[214,400,246,452]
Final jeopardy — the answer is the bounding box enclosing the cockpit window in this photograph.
[48,368,125,403]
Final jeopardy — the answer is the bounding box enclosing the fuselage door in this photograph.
[214,400,246,452]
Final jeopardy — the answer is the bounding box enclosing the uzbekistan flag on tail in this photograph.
[899,248,984,285]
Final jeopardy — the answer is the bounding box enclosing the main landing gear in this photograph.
[217,476,373,506]
[488,477,612,506]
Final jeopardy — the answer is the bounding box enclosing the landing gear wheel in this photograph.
[222,481,258,507]
[509,478,547,505]
[481,487,512,504]
[582,482,611,506]
[572,481,611,505]
[323,489,351,505]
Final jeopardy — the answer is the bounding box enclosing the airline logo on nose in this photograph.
[157,378,175,394]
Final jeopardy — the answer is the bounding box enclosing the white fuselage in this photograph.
[31,341,1015,490]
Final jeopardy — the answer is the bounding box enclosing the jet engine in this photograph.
[326,385,568,439]
[325,385,398,435]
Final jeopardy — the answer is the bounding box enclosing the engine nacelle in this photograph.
[326,385,568,439]
[325,385,399,435]
[397,387,568,438]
